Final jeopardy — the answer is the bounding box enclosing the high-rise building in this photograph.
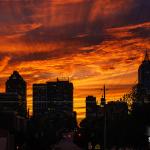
[138,51,150,103]
[6,71,27,117]
[47,79,73,114]
[33,84,47,116]
[86,96,97,118]
[138,51,150,90]
[33,79,73,116]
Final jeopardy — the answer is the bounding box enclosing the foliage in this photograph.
[121,84,148,111]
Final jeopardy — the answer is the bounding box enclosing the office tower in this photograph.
[138,51,150,90]
[138,51,150,103]
[33,84,47,116]
[33,79,73,116]
[47,79,73,114]
[6,71,27,117]
[86,96,97,118]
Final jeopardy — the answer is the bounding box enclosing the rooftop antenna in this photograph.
[144,50,149,61]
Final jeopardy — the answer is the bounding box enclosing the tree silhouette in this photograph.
[121,84,149,112]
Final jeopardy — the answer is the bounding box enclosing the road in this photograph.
[52,132,82,150]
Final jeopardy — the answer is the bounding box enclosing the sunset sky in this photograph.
[0,0,150,119]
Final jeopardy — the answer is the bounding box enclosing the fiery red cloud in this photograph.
[0,0,150,119]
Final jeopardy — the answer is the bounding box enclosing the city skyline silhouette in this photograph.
[0,51,149,122]
[0,1,150,149]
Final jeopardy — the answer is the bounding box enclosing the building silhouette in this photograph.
[138,51,150,103]
[6,71,27,117]
[106,101,128,120]
[138,51,150,89]
[86,96,97,118]
[47,79,73,114]
[0,93,18,112]
[33,84,47,116]
[33,79,73,116]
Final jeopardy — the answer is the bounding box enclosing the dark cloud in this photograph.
[115,0,150,26]
[12,51,53,62]
[22,25,106,46]
[130,0,150,24]
[22,25,86,42]
[126,56,138,61]
[79,49,95,54]
[0,0,149,46]
[0,51,52,66]
[129,26,150,38]
[101,65,115,71]
[0,0,149,26]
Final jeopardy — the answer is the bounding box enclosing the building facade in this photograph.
[33,79,73,116]
[6,71,27,117]
[47,80,73,114]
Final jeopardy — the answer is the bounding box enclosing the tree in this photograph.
[121,84,149,111]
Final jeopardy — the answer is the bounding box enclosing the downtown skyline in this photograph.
[0,0,150,119]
